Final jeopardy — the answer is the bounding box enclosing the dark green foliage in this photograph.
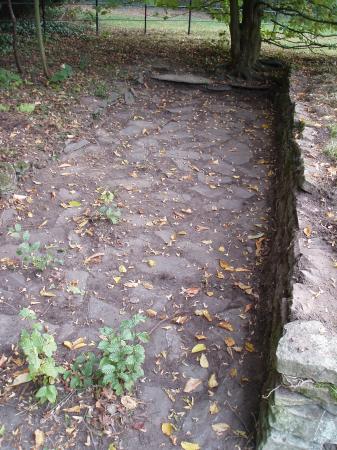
[97,314,149,395]
[0,68,22,89]
[63,352,99,389]
[50,64,73,83]
[8,223,63,271]
[19,308,64,404]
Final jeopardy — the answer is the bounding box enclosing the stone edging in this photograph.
[258,71,337,450]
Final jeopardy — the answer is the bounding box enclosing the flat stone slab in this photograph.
[152,73,212,85]
[277,320,337,384]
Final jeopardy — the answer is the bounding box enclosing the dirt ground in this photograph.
[0,53,278,450]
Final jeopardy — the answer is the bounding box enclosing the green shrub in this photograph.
[0,68,22,89]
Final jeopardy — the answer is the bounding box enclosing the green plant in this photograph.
[63,352,98,389]
[98,190,121,224]
[50,64,73,84]
[17,103,35,114]
[0,104,9,112]
[324,140,337,160]
[97,314,149,395]
[8,223,63,271]
[0,424,5,437]
[19,308,64,404]
[93,81,109,99]
[329,123,337,139]
[0,68,22,89]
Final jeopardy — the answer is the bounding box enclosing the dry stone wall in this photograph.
[258,71,337,450]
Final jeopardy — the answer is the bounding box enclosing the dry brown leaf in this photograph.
[184,378,202,393]
[245,342,255,352]
[63,405,81,413]
[218,321,234,332]
[183,287,200,297]
[224,337,235,347]
[121,395,137,410]
[11,372,30,386]
[172,315,188,325]
[304,226,312,238]
[195,309,212,322]
[209,402,220,415]
[146,309,157,318]
[84,252,104,265]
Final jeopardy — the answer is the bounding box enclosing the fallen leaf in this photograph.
[146,309,157,318]
[39,287,56,298]
[121,395,137,410]
[63,405,81,413]
[84,253,104,265]
[184,378,202,393]
[191,343,206,353]
[304,226,312,238]
[195,334,207,340]
[199,353,209,368]
[195,309,212,322]
[11,372,30,386]
[245,342,255,352]
[208,373,218,388]
[224,337,235,347]
[172,315,188,325]
[147,259,156,267]
[34,429,45,448]
[181,442,200,450]
[211,423,230,435]
[183,287,200,298]
[119,264,127,273]
[219,260,234,271]
[142,281,153,290]
[230,368,238,378]
[234,282,253,295]
[218,321,234,332]
[161,422,173,437]
[209,402,219,415]
[63,341,73,350]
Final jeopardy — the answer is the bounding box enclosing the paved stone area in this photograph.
[0,77,274,449]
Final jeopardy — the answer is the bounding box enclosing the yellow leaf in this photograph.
[195,309,212,322]
[234,282,253,295]
[206,291,214,297]
[68,200,82,207]
[34,429,45,448]
[107,445,117,450]
[39,287,56,297]
[219,259,234,271]
[121,395,137,410]
[230,367,238,378]
[209,402,219,415]
[211,423,230,434]
[216,270,225,279]
[147,259,156,267]
[63,340,73,350]
[142,281,153,290]
[218,246,225,252]
[191,343,206,353]
[218,321,234,332]
[195,334,207,340]
[72,342,87,350]
[245,342,255,352]
[113,276,121,284]
[224,337,235,347]
[181,442,200,450]
[161,422,173,437]
[304,226,312,238]
[199,353,209,369]
[72,337,85,346]
[208,373,218,388]
[184,378,202,393]
[119,264,127,273]
[63,405,81,413]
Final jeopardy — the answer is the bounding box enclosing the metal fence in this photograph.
[0,1,222,36]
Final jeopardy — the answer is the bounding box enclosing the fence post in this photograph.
[41,0,46,36]
[95,0,99,35]
[144,2,147,34]
[187,0,192,35]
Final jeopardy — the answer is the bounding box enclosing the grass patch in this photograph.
[324,140,337,160]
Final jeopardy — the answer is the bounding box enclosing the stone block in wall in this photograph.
[276,321,337,385]
[259,428,322,450]
[268,388,337,445]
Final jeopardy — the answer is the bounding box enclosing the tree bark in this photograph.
[7,0,23,74]
[229,0,240,66]
[230,0,263,79]
[34,0,49,78]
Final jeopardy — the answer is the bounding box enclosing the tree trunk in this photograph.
[230,0,263,79]
[34,0,49,78]
[7,0,23,74]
